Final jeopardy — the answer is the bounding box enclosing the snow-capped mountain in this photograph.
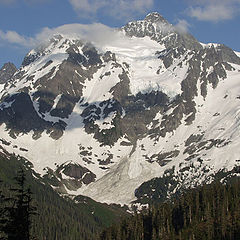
[0,12,240,205]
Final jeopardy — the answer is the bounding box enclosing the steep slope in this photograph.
[0,62,17,84]
[0,151,128,239]
[99,178,240,240]
[0,12,240,206]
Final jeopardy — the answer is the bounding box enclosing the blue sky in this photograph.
[0,0,240,67]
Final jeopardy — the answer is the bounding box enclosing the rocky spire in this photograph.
[144,12,169,24]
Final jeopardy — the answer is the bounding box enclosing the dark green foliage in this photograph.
[135,166,240,206]
[134,167,178,205]
[0,180,8,240]
[1,168,35,240]
[0,153,128,240]
[99,178,240,240]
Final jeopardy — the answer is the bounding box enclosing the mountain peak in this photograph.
[144,12,168,24]
[0,62,17,84]
[1,11,240,207]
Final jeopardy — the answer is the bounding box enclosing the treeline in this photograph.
[99,178,240,240]
[0,153,127,240]
[1,150,240,240]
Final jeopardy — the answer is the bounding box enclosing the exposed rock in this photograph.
[0,62,17,84]
[62,163,96,185]
[0,12,240,205]
[122,13,202,51]
[0,92,66,139]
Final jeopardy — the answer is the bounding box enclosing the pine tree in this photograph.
[0,180,8,240]
[2,168,36,240]
[98,178,240,240]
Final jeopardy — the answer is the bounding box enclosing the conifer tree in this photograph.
[2,168,36,240]
[99,178,240,240]
[0,180,7,240]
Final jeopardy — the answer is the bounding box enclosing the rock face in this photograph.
[122,12,202,50]
[0,13,240,205]
[0,62,17,84]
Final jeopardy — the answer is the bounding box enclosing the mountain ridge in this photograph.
[0,12,240,206]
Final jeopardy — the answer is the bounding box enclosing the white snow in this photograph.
[234,51,240,58]
[95,111,116,130]
[1,33,240,206]
[0,84,4,93]
[51,94,62,109]
[200,42,221,48]
[75,63,240,205]
[3,38,69,98]
[82,62,122,103]
[100,35,185,98]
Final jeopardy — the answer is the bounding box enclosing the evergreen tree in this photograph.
[0,153,128,240]
[99,178,240,240]
[2,168,36,240]
[0,180,8,240]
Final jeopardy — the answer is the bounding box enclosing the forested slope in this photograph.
[0,151,128,240]
[100,177,240,240]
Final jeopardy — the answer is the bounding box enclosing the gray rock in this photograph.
[0,62,17,84]
[122,12,202,51]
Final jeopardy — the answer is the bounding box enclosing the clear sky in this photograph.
[0,0,240,68]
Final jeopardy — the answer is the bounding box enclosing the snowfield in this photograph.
[1,16,240,205]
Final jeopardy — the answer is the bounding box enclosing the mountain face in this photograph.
[0,12,240,206]
[0,150,129,239]
[0,62,17,84]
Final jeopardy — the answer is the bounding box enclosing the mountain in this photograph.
[0,12,240,206]
[0,62,17,84]
[100,178,240,240]
[0,151,128,239]
[99,178,240,240]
